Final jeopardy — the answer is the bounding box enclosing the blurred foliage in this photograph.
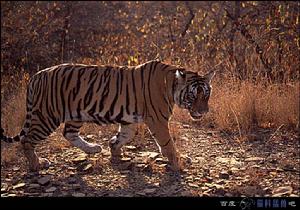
[1,1,299,81]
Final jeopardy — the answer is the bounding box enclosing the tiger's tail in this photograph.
[0,127,26,143]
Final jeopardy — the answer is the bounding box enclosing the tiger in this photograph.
[1,60,215,172]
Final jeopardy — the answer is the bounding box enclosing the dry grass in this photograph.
[1,74,29,165]
[1,75,28,136]
[202,80,299,134]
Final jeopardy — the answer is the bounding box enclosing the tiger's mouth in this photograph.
[190,112,203,120]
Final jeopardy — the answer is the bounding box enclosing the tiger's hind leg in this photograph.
[22,113,57,172]
[22,140,50,172]
[109,124,137,157]
[63,121,102,154]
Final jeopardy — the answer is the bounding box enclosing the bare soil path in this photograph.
[1,122,299,197]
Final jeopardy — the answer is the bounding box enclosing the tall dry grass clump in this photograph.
[1,73,29,165]
[206,79,299,134]
[1,74,29,136]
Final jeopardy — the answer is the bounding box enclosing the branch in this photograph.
[180,2,195,37]
[225,8,273,75]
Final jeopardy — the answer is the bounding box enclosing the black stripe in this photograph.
[95,69,106,93]
[64,128,79,134]
[104,111,114,123]
[32,78,42,108]
[115,106,131,125]
[50,69,57,116]
[65,123,82,129]
[13,136,20,141]
[73,68,85,101]
[30,124,48,140]
[30,126,48,137]
[34,112,52,134]
[109,71,120,116]
[158,109,169,121]
[54,68,61,116]
[6,137,13,143]
[20,130,26,136]
[45,85,59,129]
[115,106,124,123]
[172,75,176,99]
[140,65,146,114]
[24,122,30,128]
[151,61,159,76]
[60,75,67,121]
[179,88,186,104]
[67,92,73,120]
[147,62,160,122]
[65,67,75,90]
[119,68,124,95]
[99,69,112,112]
[125,84,130,114]
[88,67,98,81]
[160,63,169,72]
[87,101,98,116]
[94,115,108,124]
[84,74,98,109]
[30,132,45,141]
[131,69,138,114]
[76,99,82,120]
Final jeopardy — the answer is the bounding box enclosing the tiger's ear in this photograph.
[175,69,186,84]
[203,71,215,83]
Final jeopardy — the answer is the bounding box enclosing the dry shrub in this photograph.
[1,74,29,136]
[205,80,299,134]
[1,73,29,165]
[256,83,299,129]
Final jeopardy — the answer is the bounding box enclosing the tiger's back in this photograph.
[31,62,172,125]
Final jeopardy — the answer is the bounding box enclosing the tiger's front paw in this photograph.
[39,158,51,169]
[109,136,122,157]
[28,158,50,172]
[81,143,102,154]
[169,159,184,173]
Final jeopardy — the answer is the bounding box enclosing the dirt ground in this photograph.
[1,122,299,197]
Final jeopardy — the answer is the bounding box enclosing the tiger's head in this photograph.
[174,69,215,120]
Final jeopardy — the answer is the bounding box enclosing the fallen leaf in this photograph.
[124,146,137,150]
[121,157,131,162]
[86,134,95,139]
[101,149,111,156]
[73,155,87,163]
[148,152,159,159]
[83,164,93,172]
[245,157,264,162]
[72,192,85,197]
[188,183,199,188]
[28,184,40,189]
[272,186,293,196]
[12,183,26,189]
[143,188,156,194]
[45,186,57,193]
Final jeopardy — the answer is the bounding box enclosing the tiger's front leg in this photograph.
[109,124,137,157]
[146,122,182,172]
